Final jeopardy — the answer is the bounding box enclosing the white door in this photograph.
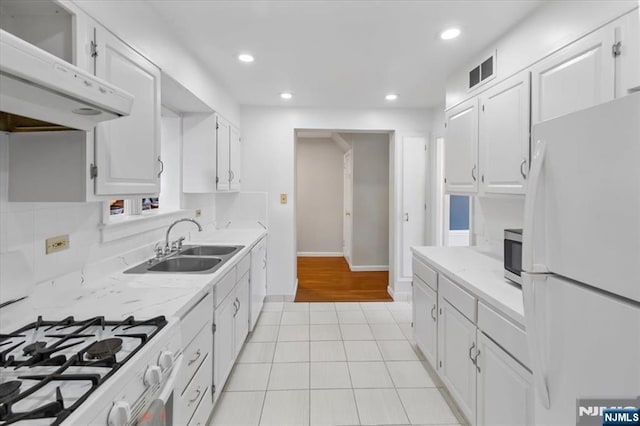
[249,238,267,331]
[401,136,427,278]
[216,116,231,191]
[438,297,477,422]
[413,276,437,367]
[530,24,615,124]
[476,332,534,426]
[479,71,530,195]
[524,94,640,301]
[214,294,235,396]
[445,98,478,194]
[229,125,241,191]
[343,150,353,265]
[234,274,250,357]
[522,273,640,426]
[94,25,161,195]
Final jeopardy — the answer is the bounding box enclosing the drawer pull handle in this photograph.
[430,305,437,322]
[188,349,202,366]
[468,342,476,365]
[475,349,482,373]
[189,387,202,404]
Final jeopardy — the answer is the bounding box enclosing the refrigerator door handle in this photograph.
[522,272,551,409]
[523,138,548,273]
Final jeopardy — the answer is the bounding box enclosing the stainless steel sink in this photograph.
[148,256,222,273]
[179,245,240,256]
[124,244,244,274]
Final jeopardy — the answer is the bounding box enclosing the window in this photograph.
[109,198,159,215]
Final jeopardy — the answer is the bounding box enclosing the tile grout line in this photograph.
[256,308,282,426]
[339,317,361,426]
[375,336,413,425]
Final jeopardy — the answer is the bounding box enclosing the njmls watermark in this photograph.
[577,397,640,426]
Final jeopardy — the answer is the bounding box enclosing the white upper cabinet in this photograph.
[479,71,530,195]
[183,113,217,193]
[216,116,231,192]
[445,98,479,194]
[93,25,161,195]
[531,24,615,124]
[229,125,242,191]
[616,9,640,96]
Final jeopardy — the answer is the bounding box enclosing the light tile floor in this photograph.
[210,301,465,426]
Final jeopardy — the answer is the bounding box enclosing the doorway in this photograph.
[294,131,392,302]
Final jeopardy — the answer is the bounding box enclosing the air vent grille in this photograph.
[469,54,496,89]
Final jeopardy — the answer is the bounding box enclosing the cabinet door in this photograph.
[229,125,241,191]
[214,294,235,396]
[479,71,530,195]
[476,332,534,426]
[445,98,478,194]
[249,238,267,331]
[234,273,250,357]
[412,276,437,367]
[401,136,427,279]
[531,25,615,124]
[438,297,477,423]
[183,113,217,193]
[216,116,231,191]
[616,10,640,96]
[94,25,161,195]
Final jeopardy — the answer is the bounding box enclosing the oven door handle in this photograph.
[157,353,184,403]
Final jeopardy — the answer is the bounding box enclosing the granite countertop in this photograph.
[0,228,267,333]
[411,245,525,326]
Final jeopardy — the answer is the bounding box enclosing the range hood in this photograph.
[0,29,134,132]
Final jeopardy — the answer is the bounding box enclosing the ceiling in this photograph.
[148,0,544,109]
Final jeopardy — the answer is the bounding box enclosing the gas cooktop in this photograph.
[0,316,167,425]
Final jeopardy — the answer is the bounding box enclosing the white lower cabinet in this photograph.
[438,296,477,422]
[413,254,533,426]
[249,237,267,331]
[476,332,534,426]
[213,261,250,403]
[412,275,437,366]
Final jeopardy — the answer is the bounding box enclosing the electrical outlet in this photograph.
[46,235,69,254]
[195,209,202,218]
[280,194,288,204]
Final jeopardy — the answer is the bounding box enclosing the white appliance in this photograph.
[522,93,640,425]
[0,29,134,131]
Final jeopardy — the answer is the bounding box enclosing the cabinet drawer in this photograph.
[178,321,212,394]
[178,353,211,425]
[477,301,530,369]
[215,268,237,307]
[182,293,213,348]
[440,275,476,322]
[188,390,213,426]
[237,253,250,279]
[413,257,438,291]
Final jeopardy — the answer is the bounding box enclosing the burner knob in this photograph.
[108,401,132,426]
[158,351,174,371]
[144,365,162,386]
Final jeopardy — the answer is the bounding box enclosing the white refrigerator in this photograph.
[522,92,640,425]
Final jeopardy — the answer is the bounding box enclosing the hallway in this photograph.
[295,257,392,302]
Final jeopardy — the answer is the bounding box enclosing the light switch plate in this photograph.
[46,235,69,254]
[280,194,288,204]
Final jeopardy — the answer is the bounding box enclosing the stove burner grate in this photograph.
[0,381,21,404]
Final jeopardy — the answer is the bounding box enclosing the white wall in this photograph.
[296,138,344,255]
[351,134,389,267]
[240,106,430,298]
[446,0,638,110]
[473,197,524,249]
[72,0,240,126]
[426,105,446,246]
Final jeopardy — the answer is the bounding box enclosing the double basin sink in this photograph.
[124,245,244,274]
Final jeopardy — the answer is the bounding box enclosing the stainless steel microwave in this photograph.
[504,229,523,285]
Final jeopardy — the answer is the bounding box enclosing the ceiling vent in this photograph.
[469,53,496,90]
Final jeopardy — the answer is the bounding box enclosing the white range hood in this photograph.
[0,29,134,131]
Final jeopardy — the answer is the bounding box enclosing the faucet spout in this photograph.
[165,218,203,251]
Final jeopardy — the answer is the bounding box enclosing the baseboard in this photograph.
[349,265,389,272]
[388,286,411,302]
[297,252,344,257]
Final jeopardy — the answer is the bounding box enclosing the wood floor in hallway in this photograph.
[295,256,392,302]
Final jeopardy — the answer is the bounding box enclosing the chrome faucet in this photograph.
[164,218,203,254]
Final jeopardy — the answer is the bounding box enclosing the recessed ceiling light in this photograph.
[280,92,293,100]
[440,27,461,40]
[238,53,254,63]
[385,94,398,101]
